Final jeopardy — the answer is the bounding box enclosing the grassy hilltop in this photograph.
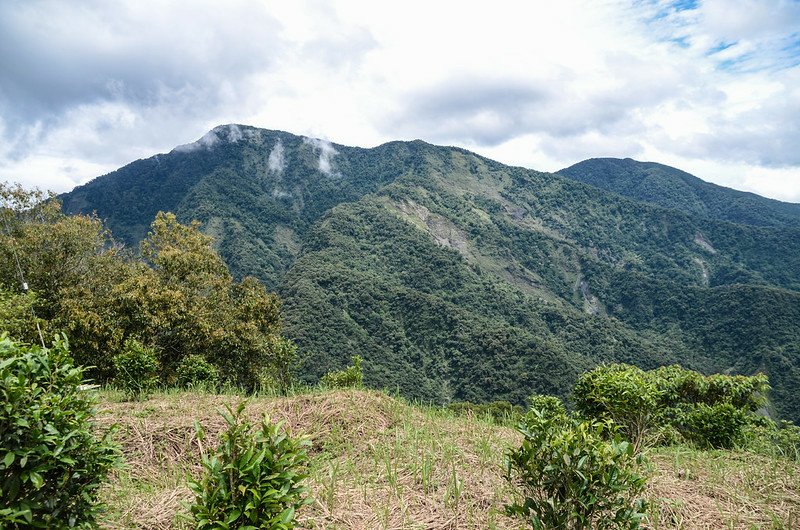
[97,388,800,530]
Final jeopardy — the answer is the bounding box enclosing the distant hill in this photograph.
[559,158,800,227]
[61,125,800,421]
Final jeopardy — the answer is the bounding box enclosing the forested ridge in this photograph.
[57,124,800,420]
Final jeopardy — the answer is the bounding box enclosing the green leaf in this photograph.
[29,470,44,489]
[278,506,295,524]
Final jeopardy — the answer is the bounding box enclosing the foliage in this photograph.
[176,354,219,389]
[187,402,311,529]
[574,363,771,449]
[573,364,660,451]
[320,355,363,389]
[0,184,294,392]
[257,336,297,394]
[743,419,800,460]
[526,394,567,421]
[0,334,121,528]
[112,339,159,400]
[678,403,748,449]
[504,408,647,529]
[1,182,113,325]
[0,287,42,345]
[652,364,769,412]
[121,213,285,389]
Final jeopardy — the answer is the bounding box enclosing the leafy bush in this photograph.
[176,354,219,389]
[575,363,771,450]
[320,355,363,389]
[258,337,297,394]
[112,339,159,400]
[573,364,660,451]
[652,365,769,412]
[188,402,311,529]
[679,403,748,449]
[0,334,121,528]
[505,409,647,529]
[526,394,567,421]
[744,419,800,459]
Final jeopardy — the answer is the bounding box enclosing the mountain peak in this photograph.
[171,124,259,153]
[559,157,800,227]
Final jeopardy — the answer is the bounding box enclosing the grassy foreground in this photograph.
[94,388,800,529]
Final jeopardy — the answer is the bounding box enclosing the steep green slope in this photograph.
[60,126,800,420]
[280,199,684,405]
[559,158,800,228]
[279,144,800,416]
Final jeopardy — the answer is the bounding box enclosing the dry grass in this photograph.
[95,389,800,529]
[645,447,800,529]
[96,388,519,529]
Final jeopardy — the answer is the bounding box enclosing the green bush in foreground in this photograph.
[0,334,121,528]
[188,402,311,529]
[505,408,647,530]
[112,339,159,400]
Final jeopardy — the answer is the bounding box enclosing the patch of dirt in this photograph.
[693,232,717,254]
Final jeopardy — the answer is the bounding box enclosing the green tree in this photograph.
[0,183,112,323]
[2,185,295,390]
[0,287,42,345]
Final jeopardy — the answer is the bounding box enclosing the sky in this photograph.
[1,0,799,202]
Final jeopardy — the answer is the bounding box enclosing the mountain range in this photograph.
[60,124,800,420]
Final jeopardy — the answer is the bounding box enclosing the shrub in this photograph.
[505,409,647,529]
[263,336,297,394]
[575,363,772,450]
[320,355,363,389]
[573,364,660,451]
[679,403,748,449]
[112,339,159,400]
[257,337,298,395]
[188,402,311,529]
[0,334,121,528]
[744,419,800,459]
[175,354,219,389]
[526,394,567,421]
[653,365,769,412]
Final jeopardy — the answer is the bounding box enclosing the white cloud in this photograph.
[0,0,798,202]
[303,137,340,177]
[268,139,286,173]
